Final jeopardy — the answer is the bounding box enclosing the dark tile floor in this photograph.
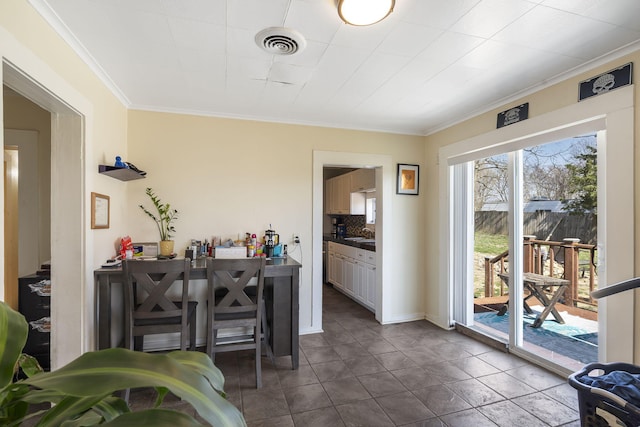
[131,284,582,426]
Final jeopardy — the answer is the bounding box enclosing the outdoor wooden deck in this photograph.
[474,295,597,322]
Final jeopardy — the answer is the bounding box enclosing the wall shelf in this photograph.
[98,165,145,181]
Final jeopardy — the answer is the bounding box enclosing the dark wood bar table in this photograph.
[94,256,301,369]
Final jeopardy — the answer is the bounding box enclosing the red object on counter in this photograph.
[119,236,133,259]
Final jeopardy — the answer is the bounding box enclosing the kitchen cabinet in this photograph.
[326,175,343,214]
[355,249,376,311]
[326,173,365,215]
[327,247,334,283]
[344,256,356,297]
[327,241,345,290]
[349,192,365,215]
[332,174,351,214]
[350,168,375,192]
[355,260,366,303]
[334,254,344,290]
[364,263,376,309]
[325,177,333,214]
[327,241,375,311]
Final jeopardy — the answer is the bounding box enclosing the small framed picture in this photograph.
[397,164,419,195]
[91,192,110,229]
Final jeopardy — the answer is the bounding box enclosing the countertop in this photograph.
[323,234,375,251]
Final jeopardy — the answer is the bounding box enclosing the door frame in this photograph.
[2,45,89,369]
[312,151,393,333]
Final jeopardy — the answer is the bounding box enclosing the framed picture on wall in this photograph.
[396,163,419,195]
[91,192,110,229]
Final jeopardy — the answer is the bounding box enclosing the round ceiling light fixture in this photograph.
[255,27,307,55]
[337,0,395,26]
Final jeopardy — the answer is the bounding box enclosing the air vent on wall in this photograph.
[255,27,307,55]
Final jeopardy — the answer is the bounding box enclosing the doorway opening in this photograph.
[311,151,392,334]
[3,59,86,369]
[323,166,378,313]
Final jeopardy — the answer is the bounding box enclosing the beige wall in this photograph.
[126,111,425,334]
[425,52,640,360]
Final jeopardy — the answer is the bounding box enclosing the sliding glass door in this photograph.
[454,135,599,372]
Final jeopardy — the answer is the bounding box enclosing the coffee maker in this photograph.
[331,218,338,238]
[264,228,279,257]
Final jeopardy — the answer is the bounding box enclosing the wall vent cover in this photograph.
[255,27,306,55]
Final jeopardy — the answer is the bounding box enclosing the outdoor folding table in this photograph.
[497,272,570,328]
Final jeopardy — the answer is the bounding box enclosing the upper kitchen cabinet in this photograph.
[350,169,375,192]
[326,173,365,215]
[327,173,351,214]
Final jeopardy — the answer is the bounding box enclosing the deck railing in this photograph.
[483,236,598,308]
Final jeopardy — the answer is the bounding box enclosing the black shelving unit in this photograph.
[98,165,145,181]
[19,272,51,370]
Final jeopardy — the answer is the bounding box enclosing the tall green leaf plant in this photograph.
[0,301,245,426]
[139,187,179,241]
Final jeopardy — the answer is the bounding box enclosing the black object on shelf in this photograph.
[98,165,145,181]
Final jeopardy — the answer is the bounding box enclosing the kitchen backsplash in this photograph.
[343,215,367,236]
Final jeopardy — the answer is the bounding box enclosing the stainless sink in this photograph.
[359,239,376,243]
[344,237,364,241]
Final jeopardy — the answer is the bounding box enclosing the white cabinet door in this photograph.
[326,173,367,215]
[333,254,344,290]
[327,250,336,285]
[330,177,339,214]
[355,261,366,303]
[364,263,376,310]
[330,243,375,312]
[325,178,333,214]
[336,174,351,214]
[350,192,365,215]
[344,256,356,296]
[351,169,375,192]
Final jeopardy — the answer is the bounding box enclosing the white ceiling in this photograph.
[31,0,640,135]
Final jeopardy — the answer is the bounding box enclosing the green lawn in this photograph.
[475,232,508,255]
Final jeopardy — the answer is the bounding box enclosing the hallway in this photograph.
[132,284,581,426]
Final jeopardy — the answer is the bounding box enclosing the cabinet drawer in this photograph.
[337,244,357,259]
[356,249,376,265]
[24,316,50,355]
[365,252,376,264]
[23,306,51,322]
[19,278,51,311]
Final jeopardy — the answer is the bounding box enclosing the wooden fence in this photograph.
[475,211,596,245]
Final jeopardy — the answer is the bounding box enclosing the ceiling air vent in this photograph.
[255,27,306,55]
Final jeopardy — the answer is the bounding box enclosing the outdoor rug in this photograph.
[474,307,598,364]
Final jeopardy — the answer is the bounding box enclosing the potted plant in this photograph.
[139,187,179,256]
[0,301,246,426]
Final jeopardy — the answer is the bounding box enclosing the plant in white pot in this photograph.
[139,187,179,256]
